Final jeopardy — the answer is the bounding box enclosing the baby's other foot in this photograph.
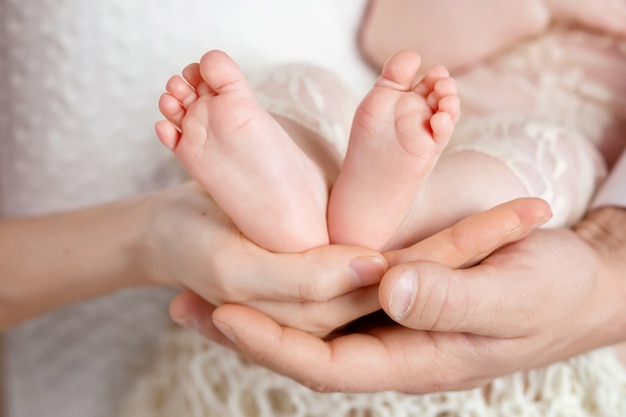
[328,50,460,251]
[156,50,329,252]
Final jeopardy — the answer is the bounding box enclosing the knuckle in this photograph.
[442,275,472,331]
[295,279,326,302]
[411,267,470,332]
[289,305,338,337]
[305,372,347,393]
[293,367,340,393]
[306,379,334,393]
[413,269,451,330]
[430,341,492,391]
[211,241,248,302]
[449,224,473,259]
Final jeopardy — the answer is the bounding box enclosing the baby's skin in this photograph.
[156,50,328,253]
[328,50,460,251]
[156,49,459,253]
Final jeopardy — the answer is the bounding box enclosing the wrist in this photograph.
[133,184,200,290]
[130,188,178,289]
[115,194,158,289]
[0,196,156,329]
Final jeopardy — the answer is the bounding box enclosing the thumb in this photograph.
[378,261,520,337]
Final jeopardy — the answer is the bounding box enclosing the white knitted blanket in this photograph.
[122,328,626,417]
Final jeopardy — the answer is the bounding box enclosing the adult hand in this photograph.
[370,207,626,392]
[204,198,620,393]
[142,181,386,337]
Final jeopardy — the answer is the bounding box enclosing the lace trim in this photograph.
[447,115,607,227]
[250,63,358,157]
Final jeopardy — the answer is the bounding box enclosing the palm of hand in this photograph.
[155,182,383,337]
[210,225,607,394]
[342,228,600,392]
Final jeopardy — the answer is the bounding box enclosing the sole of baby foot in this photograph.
[156,50,329,252]
[328,50,459,251]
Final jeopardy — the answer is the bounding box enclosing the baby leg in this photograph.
[422,117,607,236]
[328,50,460,251]
[155,50,329,253]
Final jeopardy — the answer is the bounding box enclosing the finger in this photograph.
[379,257,545,337]
[382,224,599,337]
[211,304,490,393]
[245,285,380,337]
[211,304,417,393]
[169,291,237,349]
[218,245,387,304]
[385,197,551,268]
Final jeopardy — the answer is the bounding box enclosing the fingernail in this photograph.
[213,319,236,342]
[174,316,198,332]
[348,256,387,286]
[389,269,418,319]
[533,200,553,226]
[536,211,553,225]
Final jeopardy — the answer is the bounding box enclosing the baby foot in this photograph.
[328,50,460,251]
[156,50,329,252]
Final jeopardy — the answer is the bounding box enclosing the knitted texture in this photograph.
[122,328,626,417]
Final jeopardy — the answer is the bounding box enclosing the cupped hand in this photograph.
[372,206,626,392]
[140,181,387,337]
[204,198,609,393]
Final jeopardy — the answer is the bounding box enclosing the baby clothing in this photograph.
[448,25,626,226]
[592,149,626,208]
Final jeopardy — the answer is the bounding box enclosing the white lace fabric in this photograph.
[447,26,626,227]
[251,63,359,157]
[447,116,606,227]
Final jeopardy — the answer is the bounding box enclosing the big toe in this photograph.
[378,49,422,90]
[199,50,252,96]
